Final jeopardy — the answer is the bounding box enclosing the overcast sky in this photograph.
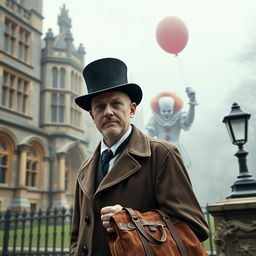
[42,0,256,119]
[42,0,256,204]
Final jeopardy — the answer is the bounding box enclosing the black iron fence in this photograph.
[0,207,215,256]
[0,208,73,256]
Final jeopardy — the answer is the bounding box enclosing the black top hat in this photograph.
[75,58,143,111]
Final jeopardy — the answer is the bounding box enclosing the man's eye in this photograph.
[95,105,104,111]
[113,101,122,107]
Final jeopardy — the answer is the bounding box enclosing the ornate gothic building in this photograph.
[0,0,95,211]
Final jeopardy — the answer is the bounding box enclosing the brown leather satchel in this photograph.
[108,208,208,256]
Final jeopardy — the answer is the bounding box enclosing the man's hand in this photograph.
[185,87,196,103]
[101,204,123,233]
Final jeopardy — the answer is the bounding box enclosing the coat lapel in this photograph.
[77,125,152,197]
[95,152,140,193]
[77,145,100,200]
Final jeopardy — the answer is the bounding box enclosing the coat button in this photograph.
[84,215,90,224]
[82,245,88,256]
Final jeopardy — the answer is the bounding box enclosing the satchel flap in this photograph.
[118,219,166,231]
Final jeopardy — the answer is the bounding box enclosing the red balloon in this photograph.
[156,16,189,55]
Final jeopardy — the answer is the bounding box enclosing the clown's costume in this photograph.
[146,88,198,168]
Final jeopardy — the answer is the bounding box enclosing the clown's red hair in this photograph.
[150,92,184,114]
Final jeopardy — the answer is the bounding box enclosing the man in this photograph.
[146,89,198,168]
[70,57,208,256]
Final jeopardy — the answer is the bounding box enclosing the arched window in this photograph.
[0,138,8,183]
[26,146,39,187]
[60,68,65,88]
[51,67,58,88]
[0,135,12,184]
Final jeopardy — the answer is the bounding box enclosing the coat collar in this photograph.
[77,125,151,199]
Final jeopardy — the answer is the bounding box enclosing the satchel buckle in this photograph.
[148,225,157,232]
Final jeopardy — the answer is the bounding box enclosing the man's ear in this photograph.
[130,103,137,118]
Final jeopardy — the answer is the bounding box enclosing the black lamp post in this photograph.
[223,102,256,199]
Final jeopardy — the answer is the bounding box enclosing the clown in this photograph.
[146,87,198,168]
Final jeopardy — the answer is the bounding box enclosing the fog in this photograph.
[43,0,256,205]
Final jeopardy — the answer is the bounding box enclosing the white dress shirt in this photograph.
[100,125,132,173]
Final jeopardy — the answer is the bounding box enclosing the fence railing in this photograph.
[0,207,215,256]
[0,208,73,256]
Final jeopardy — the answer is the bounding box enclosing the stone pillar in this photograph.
[208,197,256,256]
[19,145,28,186]
[10,144,30,210]
[52,152,69,208]
[57,153,65,191]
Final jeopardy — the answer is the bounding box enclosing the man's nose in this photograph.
[103,104,114,116]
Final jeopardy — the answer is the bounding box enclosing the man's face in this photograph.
[89,91,136,146]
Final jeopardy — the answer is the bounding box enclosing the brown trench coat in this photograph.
[70,125,209,256]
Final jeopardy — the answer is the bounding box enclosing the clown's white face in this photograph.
[159,97,174,120]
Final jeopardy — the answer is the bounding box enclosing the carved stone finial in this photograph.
[58,4,72,32]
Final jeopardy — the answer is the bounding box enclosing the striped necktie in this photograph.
[101,149,114,177]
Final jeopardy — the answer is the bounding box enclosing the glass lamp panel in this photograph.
[225,122,235,143]
[230,118,245,141]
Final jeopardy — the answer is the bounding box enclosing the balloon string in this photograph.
[175,55,188,87]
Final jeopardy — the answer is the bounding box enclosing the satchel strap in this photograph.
[118,219,166,231]
[155,210,188,256]
[124,208,155,256]
[138,232,154,256]
[125,208,167,245]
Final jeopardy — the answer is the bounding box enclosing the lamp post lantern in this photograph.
[223,102,256,199]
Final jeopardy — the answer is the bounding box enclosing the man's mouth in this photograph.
[103,120,118,126]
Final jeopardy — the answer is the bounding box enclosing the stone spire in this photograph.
[58,4,71,33]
